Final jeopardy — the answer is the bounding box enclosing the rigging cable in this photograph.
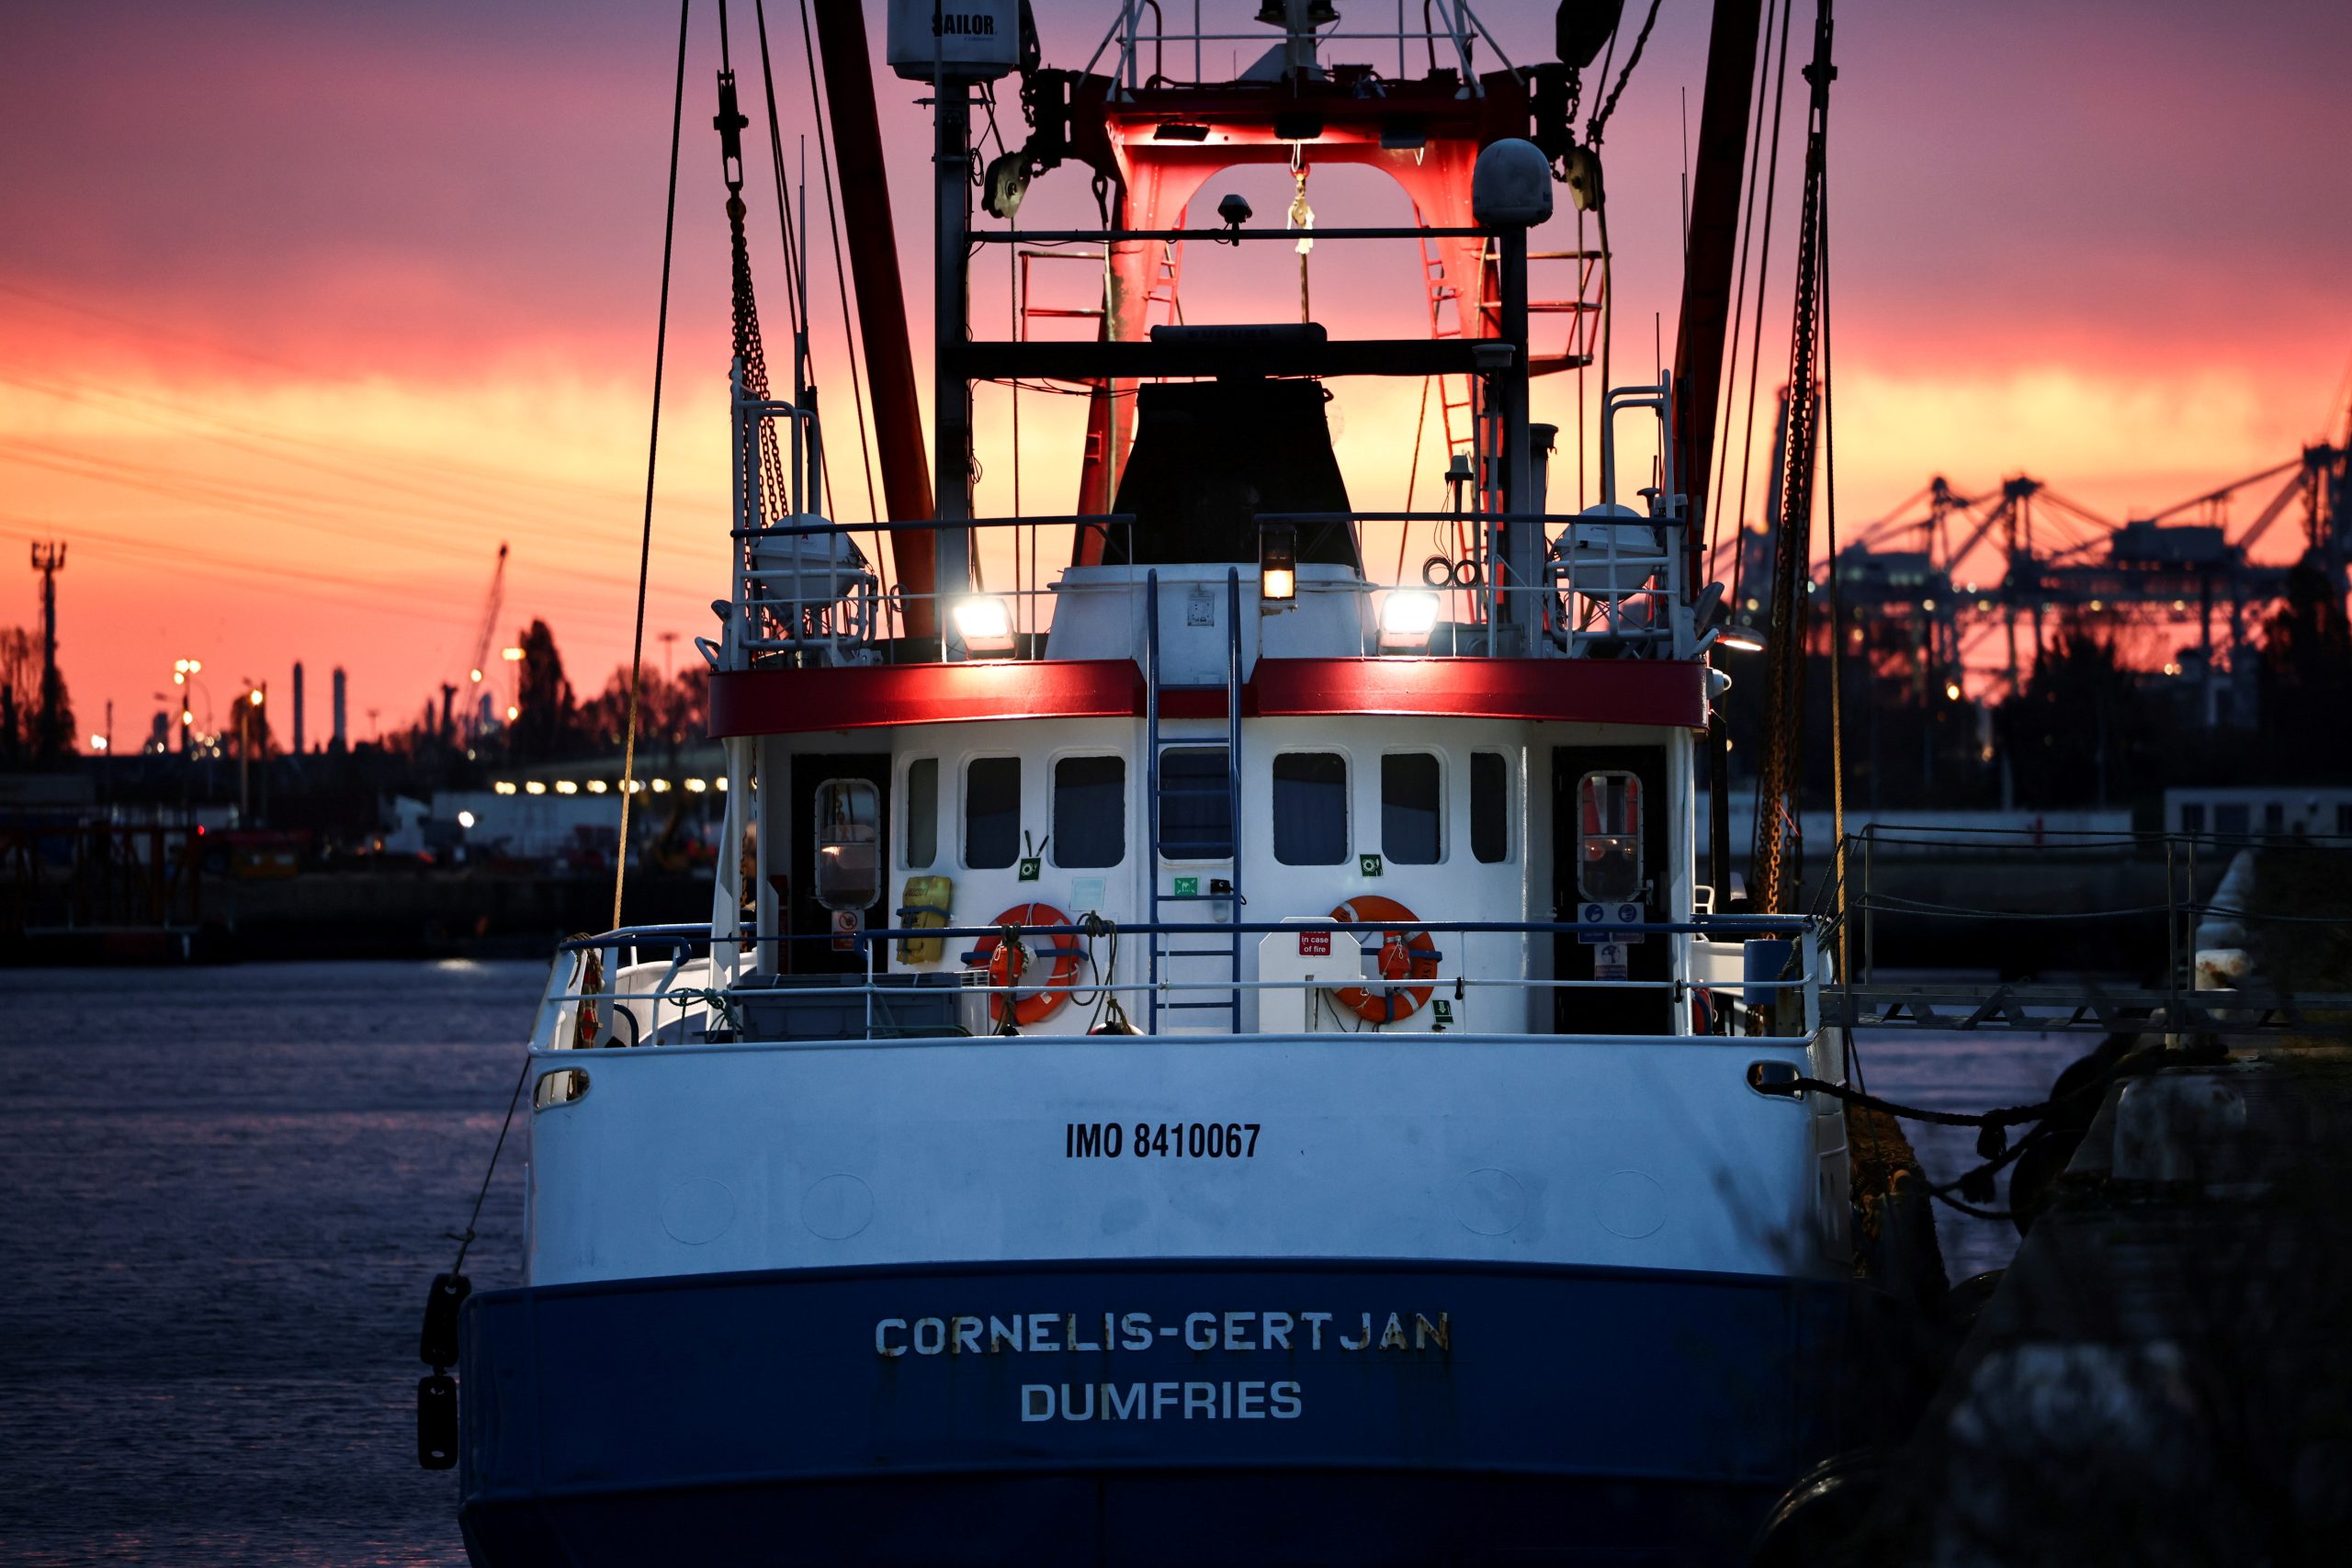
[751,3,805,346]
[793,0,885,529]
[613,0,691,931]
[1820,40,1847,980]
[1725,0,1798,626]
[1748,0,1836,917]
[1704,0,1784,570]
[1580,0,1662,438]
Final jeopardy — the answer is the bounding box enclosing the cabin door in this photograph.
[1151,740,1241,1032]
[785,753,890,975]
[1551,745,1672,1035]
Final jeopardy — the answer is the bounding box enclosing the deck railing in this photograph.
[716,507,1701,671]
[525,912,1826,1056]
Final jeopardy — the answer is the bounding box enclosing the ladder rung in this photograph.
[1164,1000,1237,1010]
[1162,948,1233,959]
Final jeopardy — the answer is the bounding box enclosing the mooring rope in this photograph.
[445,1050,533,1280]
[1763,1049,2130,1215]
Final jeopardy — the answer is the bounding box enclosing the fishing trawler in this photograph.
[443,4,1871,1562]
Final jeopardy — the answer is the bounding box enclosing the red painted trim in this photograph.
[709,660,1139,737]
[1252,659,1709,729]
[708,657,1707,736]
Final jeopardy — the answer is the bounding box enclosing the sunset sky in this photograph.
[4,0,2346,750]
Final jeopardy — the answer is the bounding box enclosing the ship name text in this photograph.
[874,1309,1449,1358]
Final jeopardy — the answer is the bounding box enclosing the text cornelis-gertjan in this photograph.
[874,1307,1454,1421]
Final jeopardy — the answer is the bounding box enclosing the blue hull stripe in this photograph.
[460,1257,1855,1566]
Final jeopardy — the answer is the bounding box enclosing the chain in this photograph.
[727,187,791,523]
[1749,2,1836,915]
[1585,0,1664,148]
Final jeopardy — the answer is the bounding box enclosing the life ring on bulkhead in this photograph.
[1328,896,1442,1024]
[971,902,1082,1028]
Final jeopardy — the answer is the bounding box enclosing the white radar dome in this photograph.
[1473,139,1555,230]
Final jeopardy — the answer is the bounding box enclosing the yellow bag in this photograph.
[898,875,953,964]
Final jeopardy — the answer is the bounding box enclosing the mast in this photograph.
[811,0,939,635]
[1670,0,1766,900]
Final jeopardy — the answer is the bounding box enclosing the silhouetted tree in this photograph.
[0,626,29,763]
[1996,618,2153,808]
[577,666,711,762]
[510,619,579,763]
[2256,558,2352,778]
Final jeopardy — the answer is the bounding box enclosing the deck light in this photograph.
[501,647,526,662]
[1379,591,1440,648]
[684,777,708,793]
[1719,626,1766,652]
[555,780,579,795]
[525,781,547,795]
[248,688,265,706]
[587,779,609,794]
[1945,682,1964,702]
[950,595,1015,652]
[1260,523,1297,604]
[651,778,673,794]
[505,705,520,721]
[469,668,484,683]
[457,810,477,829]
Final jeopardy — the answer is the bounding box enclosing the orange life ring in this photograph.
[971,902,1082,1028]
[1328,896,1442,1024]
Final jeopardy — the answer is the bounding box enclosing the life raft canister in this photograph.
[1328,896,1442,1023]
[969,902,1082,1028]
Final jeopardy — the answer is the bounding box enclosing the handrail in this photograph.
[552,913,1818,953]
[970,227,1494,245]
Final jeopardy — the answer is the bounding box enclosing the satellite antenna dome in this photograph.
[1473,140,1554,230]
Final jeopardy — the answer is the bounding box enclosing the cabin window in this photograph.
[2264,801,2285,832]
[813,779,882,910]
[1053,755,1125,867]
[903,757,938,868]
[965,757,1021,868]
[1273,751,1349,865]
[2337,804,2352,836]
[1381,753,1442,864]
[1158,746,1233,860]
[1576,770,1643,903]
[1471,750,1510,863]
[2178,801,2205,834]
[2215,803,2248,836]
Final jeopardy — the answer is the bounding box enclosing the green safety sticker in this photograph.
[1172,875,1199,897]
[1432,999,1453,1024]
[1018,857,1042,882]
[1359,853,1384,877]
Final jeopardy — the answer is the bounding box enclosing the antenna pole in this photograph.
[934,82,975,625]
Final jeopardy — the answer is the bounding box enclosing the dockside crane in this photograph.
[462,543,509,741]
[1820,417,2348,706]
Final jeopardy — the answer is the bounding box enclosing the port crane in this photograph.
[461,542,509,741]
[1758,409,2352,713]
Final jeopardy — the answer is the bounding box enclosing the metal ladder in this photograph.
[1144,568,1246,1034]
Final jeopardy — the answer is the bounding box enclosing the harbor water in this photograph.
[1,960,2074,1565]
